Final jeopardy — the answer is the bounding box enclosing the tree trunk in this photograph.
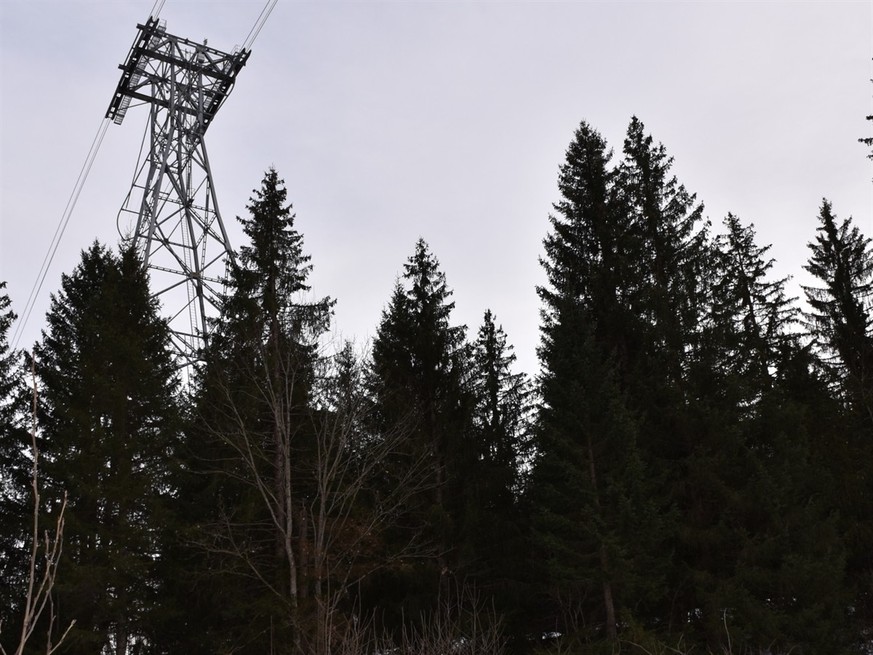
[587,433,617,640]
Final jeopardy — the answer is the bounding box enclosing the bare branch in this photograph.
[196,341,437,654]
[4,359,74,655]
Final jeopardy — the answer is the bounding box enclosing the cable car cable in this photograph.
[243,0,278,51]
[150,0,166,19]
[11,117,111,350]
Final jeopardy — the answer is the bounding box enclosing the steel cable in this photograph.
[243,0,278,51]
[11,118,111,350]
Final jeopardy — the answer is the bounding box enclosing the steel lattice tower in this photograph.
[107,16,249,362]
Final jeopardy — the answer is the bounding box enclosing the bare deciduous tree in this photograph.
[199,343,433,654]
[1,361,74,655]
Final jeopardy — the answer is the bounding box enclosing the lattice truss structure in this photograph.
[107,17,249,361]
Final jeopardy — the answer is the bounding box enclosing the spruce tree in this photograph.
[530,121,667,645]
[532,318,662,644]
[0,282,30,649]
[367,238,474,620]
[181,168,333,655]
[737,342,854,652]
[465,310,531,638]
[707,214,797,393]
[470,310,529,514]
[676,213,851,649]
[216,167,332,359]
[803,199,873,418]
[32,243,181,655]
[803,199,873,636]
[616,116,708,396]
[540,121,635,356]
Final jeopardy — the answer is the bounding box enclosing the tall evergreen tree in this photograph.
[470,310,529,514]
[540,121,635,357]
[706,213,797,393]
[180,168,333,655]
[216,167,332,360]
[0,282,30,649]
[803,199,873,419]
[674,213,854,650]
[32,243,181,655]
[366,239,474,618]
[530,121,667,646]
[617,116,708,395]
[737,342,854,652]
[803,199,873,635]
[613,119,729,640]
[465,310,531,639]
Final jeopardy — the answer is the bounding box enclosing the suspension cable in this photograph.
[11,117,111,351]
[150,0,166,19]
[243,0,278,51]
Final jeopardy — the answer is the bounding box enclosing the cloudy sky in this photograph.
[1,0,871,378]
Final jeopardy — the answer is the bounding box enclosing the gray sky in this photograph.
[1,0,871,378]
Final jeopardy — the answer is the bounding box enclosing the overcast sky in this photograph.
[1,0,871,378]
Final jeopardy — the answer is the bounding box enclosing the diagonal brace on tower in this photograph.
[107,16,250,363]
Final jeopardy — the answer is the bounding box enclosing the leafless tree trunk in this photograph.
[1,360,74,655]
[201,343,432,655]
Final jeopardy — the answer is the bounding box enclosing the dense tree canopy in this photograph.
[0,282,30,647]
[1,119,872,655]
[366,240,474,614]
[179,169,334,655]
[30,243,181,655]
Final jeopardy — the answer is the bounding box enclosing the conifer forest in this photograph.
[3,114,873,655]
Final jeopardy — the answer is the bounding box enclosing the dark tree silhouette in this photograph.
[32,243,181,655]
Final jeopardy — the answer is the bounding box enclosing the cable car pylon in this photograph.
[107,8,251,364]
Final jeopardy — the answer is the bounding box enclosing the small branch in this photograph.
[6,358,74,655]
